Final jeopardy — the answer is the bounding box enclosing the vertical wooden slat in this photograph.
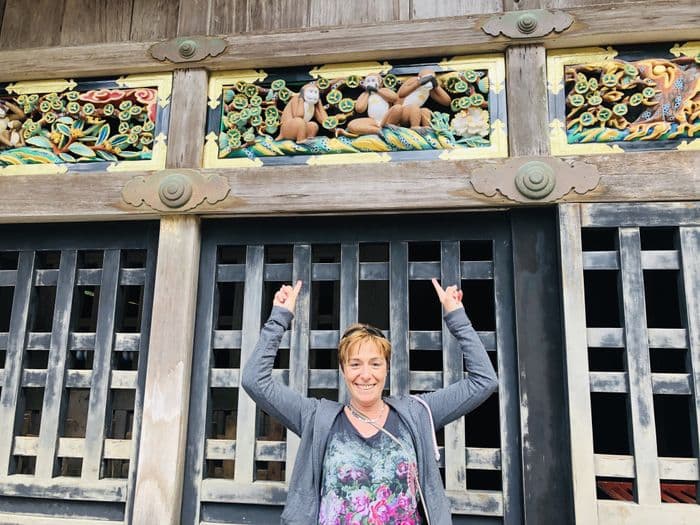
[618,227,660,504]
[209,0,248,34]
[0,251,35,476]
[248,0,309,31]
[82,249,120,481]
[678,226,700,502]
[165,69,209,169]
[234,245,264,483]
[132,216,201,525]
[130,0,179,40]
[0,0,66,49]
[339,243,359,403]
[558,203,598,523]
[177,0,212,35]
[506,44,550,157]
[181,236,218,525]
[307,0,398,26]
[493,225,523,525]
[410,0,501,18]
[60,0,133,46]
[389,241,409,397]
[441,241,466,492]
[124,228,158,525]
[286,244,311,479]
[36,250,78,478]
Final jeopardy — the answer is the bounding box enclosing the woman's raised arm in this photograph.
[241,281,317,436]
[416,279,499,429]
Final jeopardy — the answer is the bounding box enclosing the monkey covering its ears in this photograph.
[384,69,451,129]
[276,82,329,143]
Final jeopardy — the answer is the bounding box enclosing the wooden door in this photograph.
[559,203,700,524]
[183,212,522,524]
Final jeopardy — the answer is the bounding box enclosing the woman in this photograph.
[241,279,498,524]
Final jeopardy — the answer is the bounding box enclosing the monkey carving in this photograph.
[276,82,329,143]
[384,69,451,128]
[0,100,25,149]
[341,74,398,136]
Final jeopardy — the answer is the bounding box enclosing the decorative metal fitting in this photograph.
[122,170,231,212]
[482,10,573,39]
[178,39,198,59]
[515,161,555,199]
[150,36,227,64]
[158,174,193,208]
[470,156,600,204]
[516,14,538,35]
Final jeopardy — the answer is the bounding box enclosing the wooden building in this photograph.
[0,1,697,524]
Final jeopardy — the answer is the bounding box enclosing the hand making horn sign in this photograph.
[241,278,497,524]
[384,68,452,129]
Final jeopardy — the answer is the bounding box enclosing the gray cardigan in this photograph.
[241,306,498,524]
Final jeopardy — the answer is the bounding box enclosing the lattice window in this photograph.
[0,224,157,524]
[559,203,700,524]
[184,215,521,524]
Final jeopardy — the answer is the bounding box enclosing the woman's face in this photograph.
[342,340,388,407]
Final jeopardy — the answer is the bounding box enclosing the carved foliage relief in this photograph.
[548,42,699,155]
[205,57,507,167]
[0,75,172,174]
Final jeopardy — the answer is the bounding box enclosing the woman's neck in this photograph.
[349,398,385,416]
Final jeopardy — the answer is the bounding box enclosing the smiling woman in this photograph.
[241,278,498,525]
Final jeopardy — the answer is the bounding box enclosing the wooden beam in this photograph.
[131,215,201,525]
[0,1,697,82]
[506,44,549,156]
[0,150,696,223]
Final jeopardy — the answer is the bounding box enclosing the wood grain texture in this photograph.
[0,150,696,223]
[307,0,397,27]
[410,0,501,18]
[557,203,598,524]
[1,1,697,82]
[131,216,201,525]
[177,0,212,36]
[0,0,66,49]
[60,0,133,46]
[209,0,247,34]
[165,69,209,169]
[130,0,179,40]
[249,0,308,31]
[506,45,550,156]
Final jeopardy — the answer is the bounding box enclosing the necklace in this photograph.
[347,402,386,423]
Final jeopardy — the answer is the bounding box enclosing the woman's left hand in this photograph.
[431,278,464,313]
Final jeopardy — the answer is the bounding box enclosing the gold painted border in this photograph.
[1,74,173,175]
[206,55,508,168]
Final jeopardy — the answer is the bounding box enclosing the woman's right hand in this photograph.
[273,280,303,313]
[431,278,464,313]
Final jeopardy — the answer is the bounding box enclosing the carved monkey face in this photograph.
[361,74,382,92]
[301,83,320,104]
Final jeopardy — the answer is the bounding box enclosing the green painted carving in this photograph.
[0,85,161,168]
[564,53,699,144]
[210,57,508,165]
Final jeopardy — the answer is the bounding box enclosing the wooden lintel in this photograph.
[0,1,698,82]
[0,150,696,223]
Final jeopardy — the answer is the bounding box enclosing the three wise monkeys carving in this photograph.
[276,69,452,143]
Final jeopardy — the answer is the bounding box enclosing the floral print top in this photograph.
[319,408,422,525]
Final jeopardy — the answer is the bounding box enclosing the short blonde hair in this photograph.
[338,323,391,370]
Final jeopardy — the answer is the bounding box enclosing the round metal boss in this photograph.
[516,14,538,34]
[515,161,555,199]
[178,39,198,58]
[158,174,193,208]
